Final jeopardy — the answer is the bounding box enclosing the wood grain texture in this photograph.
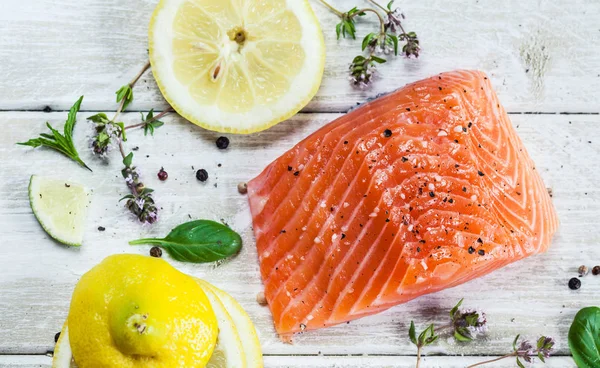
[0,355,579,368]
[0,0,599,113]
[1,112,598,358]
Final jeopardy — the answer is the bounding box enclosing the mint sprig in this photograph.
[18,96,91,171]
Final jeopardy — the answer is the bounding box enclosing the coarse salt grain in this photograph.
[454,125,463,133]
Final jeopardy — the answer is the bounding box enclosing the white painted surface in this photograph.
[0,0,599,112]
[0,355,579,367]
[1,0,599,367]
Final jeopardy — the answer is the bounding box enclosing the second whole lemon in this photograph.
[67,254,218,367]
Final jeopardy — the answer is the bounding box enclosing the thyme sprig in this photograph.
[409,322,438,368]
[317,0,420,88]
[409,299,487,367]
[466,335,555,368]
[88,61,173,224]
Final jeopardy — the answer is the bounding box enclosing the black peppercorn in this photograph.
[150,246,162,258]
[216,136,230,149]
[592,266,600,275]
[97,226,106,231]
[157,167,168,181]
[383,129,392,137]
[468,246,475,254]
[568,277,581,290]
[478,249,485,256]
[196,169,208,182]
[54,332,61,343]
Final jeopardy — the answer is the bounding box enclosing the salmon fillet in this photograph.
[247,70,559,335]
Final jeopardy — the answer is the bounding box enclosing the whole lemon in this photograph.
[67,254,218,367]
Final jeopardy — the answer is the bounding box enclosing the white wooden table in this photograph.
[1,0,599,367]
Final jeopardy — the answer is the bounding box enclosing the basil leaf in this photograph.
[129,220,242,263]
[569,306,600,368]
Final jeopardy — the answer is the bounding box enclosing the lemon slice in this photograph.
[196,280,246,367]
[197,279,263,367]
[29,175,90,247]
[149,0,325,133]
[52,323,76,368]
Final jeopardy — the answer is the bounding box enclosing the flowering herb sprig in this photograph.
[466,335,555,367]
[409,299,487,367]
[448,298,487,341]
[120,152,158,224]
[409,322,438,368]
[317,0,419,88]
[87,61,173,223]
[369,0,420,57]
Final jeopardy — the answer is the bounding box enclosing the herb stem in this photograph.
[129,61,151,87]
[315,0,343,17]
[350,8,385,34]
[124,107,174,131]
[117,139,127,160]
[112,61,152,122]
[415,345,422,368]
[465,353,516,368]
[129,238,164,246]
[367,0,388,13]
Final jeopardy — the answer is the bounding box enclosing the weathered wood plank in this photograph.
[0,112,598,356]
[0,354,578,367]
[0,0,599,113]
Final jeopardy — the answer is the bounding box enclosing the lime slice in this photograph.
[197,279,263,367]
[29,175,90,246]
[149,0,325,133]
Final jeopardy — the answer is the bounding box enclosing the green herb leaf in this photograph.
[87,113,110,124]
[123,152,134,167]
[516,357,526,368]
[388,34,399,55]
[116,85,134,110]
[371,55,387,64]
[387,0,395,10]
[454,327,472,342]
[417,324,438,346]
[409,321,417,345]
[569,307,600,368]
[115,122,127,142]
[450,298,464,318]
[362,33,377,51]
[129,220,243,263]
[119,194,135,202]
[17,96,90,171]
[513,334,521,352]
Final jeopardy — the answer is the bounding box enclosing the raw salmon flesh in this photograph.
[247,70,559,335]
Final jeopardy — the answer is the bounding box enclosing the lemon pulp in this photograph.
[149,0,325,133]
